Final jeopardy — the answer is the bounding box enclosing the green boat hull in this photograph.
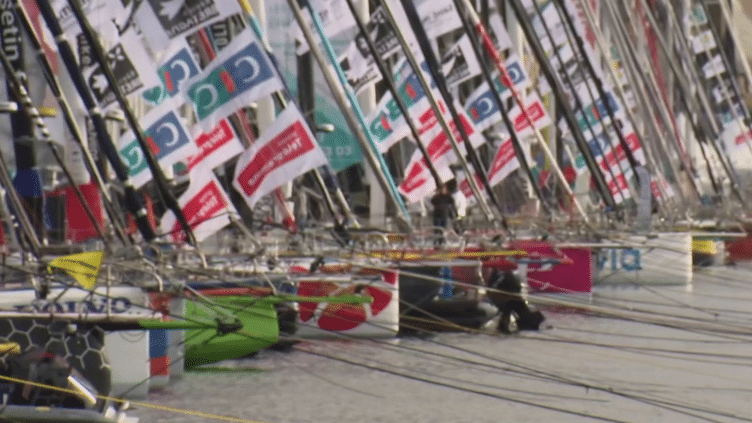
[183,297,279,369]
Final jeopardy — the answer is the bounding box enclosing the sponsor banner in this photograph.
[338,35,382,95]
[143,37,201,106]
[187,118,244,171]
[595,233,692,285]
[293,0,357,55]
[691,30,716,54]
[81,29,160,110]
[650,176,675,201]
[161,171,235,244]
[488,12,513,52]
[54,0,126,46]
[233,106,328,209]
[0,286,150,315]
[182,27,284,129]
[366,58,434,152]
[417,0,463,39]
[440,34,482,88]
[464,54,530,131]
[363,5,401,59]
[398,152,454,203]
[488,138,520,186]
[701,54,725,79]
[118,103,197,188]
[458,171,484,205]
[134,0,242,53]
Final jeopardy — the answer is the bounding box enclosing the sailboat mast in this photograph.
[14,1,130,245]
[65,0,201,246]
[505,0,617,212]
[35,0,157,242]
[0,41,110,247]
[449,0,552,215]
[393,0,501,225]
[287,0,413,230]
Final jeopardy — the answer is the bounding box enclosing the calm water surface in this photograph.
[132,266,752,423]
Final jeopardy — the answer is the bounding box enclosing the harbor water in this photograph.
[131,265,752,423]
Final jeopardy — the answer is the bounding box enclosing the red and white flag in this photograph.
[488,138,520,186]
[187,119,244,172]
[398,151,454,204]
[161,171,236,244]
[233,106,328,209]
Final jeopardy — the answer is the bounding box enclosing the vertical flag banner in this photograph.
[338,35,382,94]
[398,151,454,204]
[293,0,357,55]
[81,29,160,111]
[118,103,197,188]
[363,6,401,59]
[53,0,127,45]
[233,106,328,210]
[133,0,242,53]
[182,27,284,130]
[161,171,236,244]
[143,38,200,106]
[464,54,531,132]
[416,0,463,39]
[187,119,244,171]
[488,138,521,186]
[440,35,482,88]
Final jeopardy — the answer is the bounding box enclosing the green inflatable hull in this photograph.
[183,296,279,369]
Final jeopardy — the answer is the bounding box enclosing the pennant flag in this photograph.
[161,171,236,244]
[118,102,198,188]
[233,106,328,209]
[47,251,104,289]
[133,0,242,54]
[182,27,284,129]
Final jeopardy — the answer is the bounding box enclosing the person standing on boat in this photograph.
[431,183,456,245]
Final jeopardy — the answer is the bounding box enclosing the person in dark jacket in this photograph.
[431,183,456,245]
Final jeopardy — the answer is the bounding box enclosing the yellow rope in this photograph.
[0,374,273,423]
[0,343,20,355]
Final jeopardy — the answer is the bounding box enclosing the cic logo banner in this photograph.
[185,35,281,125]
[119,111,192,183]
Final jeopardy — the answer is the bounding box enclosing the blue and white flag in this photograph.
[118,102,197,188]
[181,27,284,130]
